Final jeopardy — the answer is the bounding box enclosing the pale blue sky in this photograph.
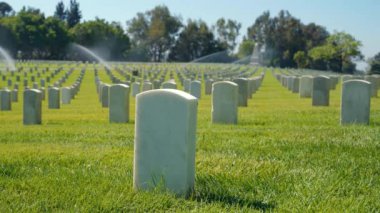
[10,0,380,68]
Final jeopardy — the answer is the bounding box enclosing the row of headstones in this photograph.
[1,70,86,124]
[274,73,377,125]
[1,67,63,88]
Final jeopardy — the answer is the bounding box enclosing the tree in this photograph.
[0,2,12,17]
[237,37,255,58]
[70,18,130,60]
[54,1,66,21]
[67,0,81,28]
[369,52,380,74]
[214,18,241,52]
[127,5,181,62]
[293,51,308,68]
[168,19,225,62]
[309,32,363,73]
[43,17,70,59]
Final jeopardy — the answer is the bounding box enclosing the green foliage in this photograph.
[214,18,241,52]
[293,51,308,68]
[66,0,81,28]
[369,52,380,74]
[0,1,12,17]
[127,5,181,62]
[247,11,329,68]
[237,37,255,58]
[70,18,130,60]
[168,19,225,62]
[54,1,66,21]
[308,32,363,73]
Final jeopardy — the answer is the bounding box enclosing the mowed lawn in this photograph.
[0,64,380,212]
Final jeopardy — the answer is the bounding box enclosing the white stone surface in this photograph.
[189,80,201,99]
[0,88,11,111]
[233,78,248,107]
[312,76,330,106]
[101,84,110,108]
[109,84,130,123]
[61,87,71,104]
[212,81,238,124]
[341,80,371,125]
[131,82,141,97]
[133,89,197,196]
[299,75,313,98]
[23,89,42,125]
[48,87,60,109]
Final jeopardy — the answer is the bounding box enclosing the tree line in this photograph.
[0,1,379,73]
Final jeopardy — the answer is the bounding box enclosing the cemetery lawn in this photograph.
[1,65,380,212]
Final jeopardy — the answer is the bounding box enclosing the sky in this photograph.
[10,0,380,69]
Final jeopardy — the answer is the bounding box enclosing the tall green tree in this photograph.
[54,1,66,21]
[70,18,130,60]
[0,2,12,17]
[127,5,181,62]
[309,32,363,72]
[214,18,241,52]
[237,37,255,58]
[369,52,380,74]
[168,19,225,62]
[67,0,81,28]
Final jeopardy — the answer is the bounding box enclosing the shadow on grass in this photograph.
[192,175,275,211]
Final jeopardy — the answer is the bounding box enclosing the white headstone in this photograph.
[109,84,130,123]
[48,87,60,109]
[341,80,371,125]
[189,80,201,99]
[101,84,110,108]
[312,76,330,106]
[133,89,197,196]
[61,87,71,104]
[0,88,11,111]
[142,81,153,91]
[23,89,42,125]
[131,82,141,97]
[212,81,238,124]
[299,75,313,98]
[233,78,248,107]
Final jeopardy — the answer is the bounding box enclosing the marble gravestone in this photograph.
[101,84,110,108]
[61,87,71,104]
[312,76,330,106]
[131,82,141,97]
[23,89,42,125]
[12,89,18,102]
[341,80,371,125]
[212,81,238,124]
[299,75,313,98]
[184,79,191,92]
[133,89,197,197]
[0,88,11,111]
[205,79,214,95]
[48,87,60,109]
[109,84,130,123]
[162,81,177,89]
[233,78,249,107]
[142,81,153,92]
[189,80,201,99]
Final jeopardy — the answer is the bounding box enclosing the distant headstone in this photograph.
[364,76,378,97]
[312,76,330,106]
[48,87,60,109]
[189,80,201,99]
[0,88,11,111]
[162,81,177,89]
[291,77,300,93]
[212,81,238,124]
[142,81,153,91]
[101,84,110,108]
[12,89,18,102]
[109,84,130,123]
[205,79,214,95]
[133,89,197,197]
[131,82,141,97]
[233,78,249,107]
[184,79,191,92]
[341,80,371,125]
[61,87,71,104]
[23,89,42,125]
[299,75,313,98]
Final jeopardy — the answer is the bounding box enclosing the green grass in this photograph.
[1,63,380,212]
